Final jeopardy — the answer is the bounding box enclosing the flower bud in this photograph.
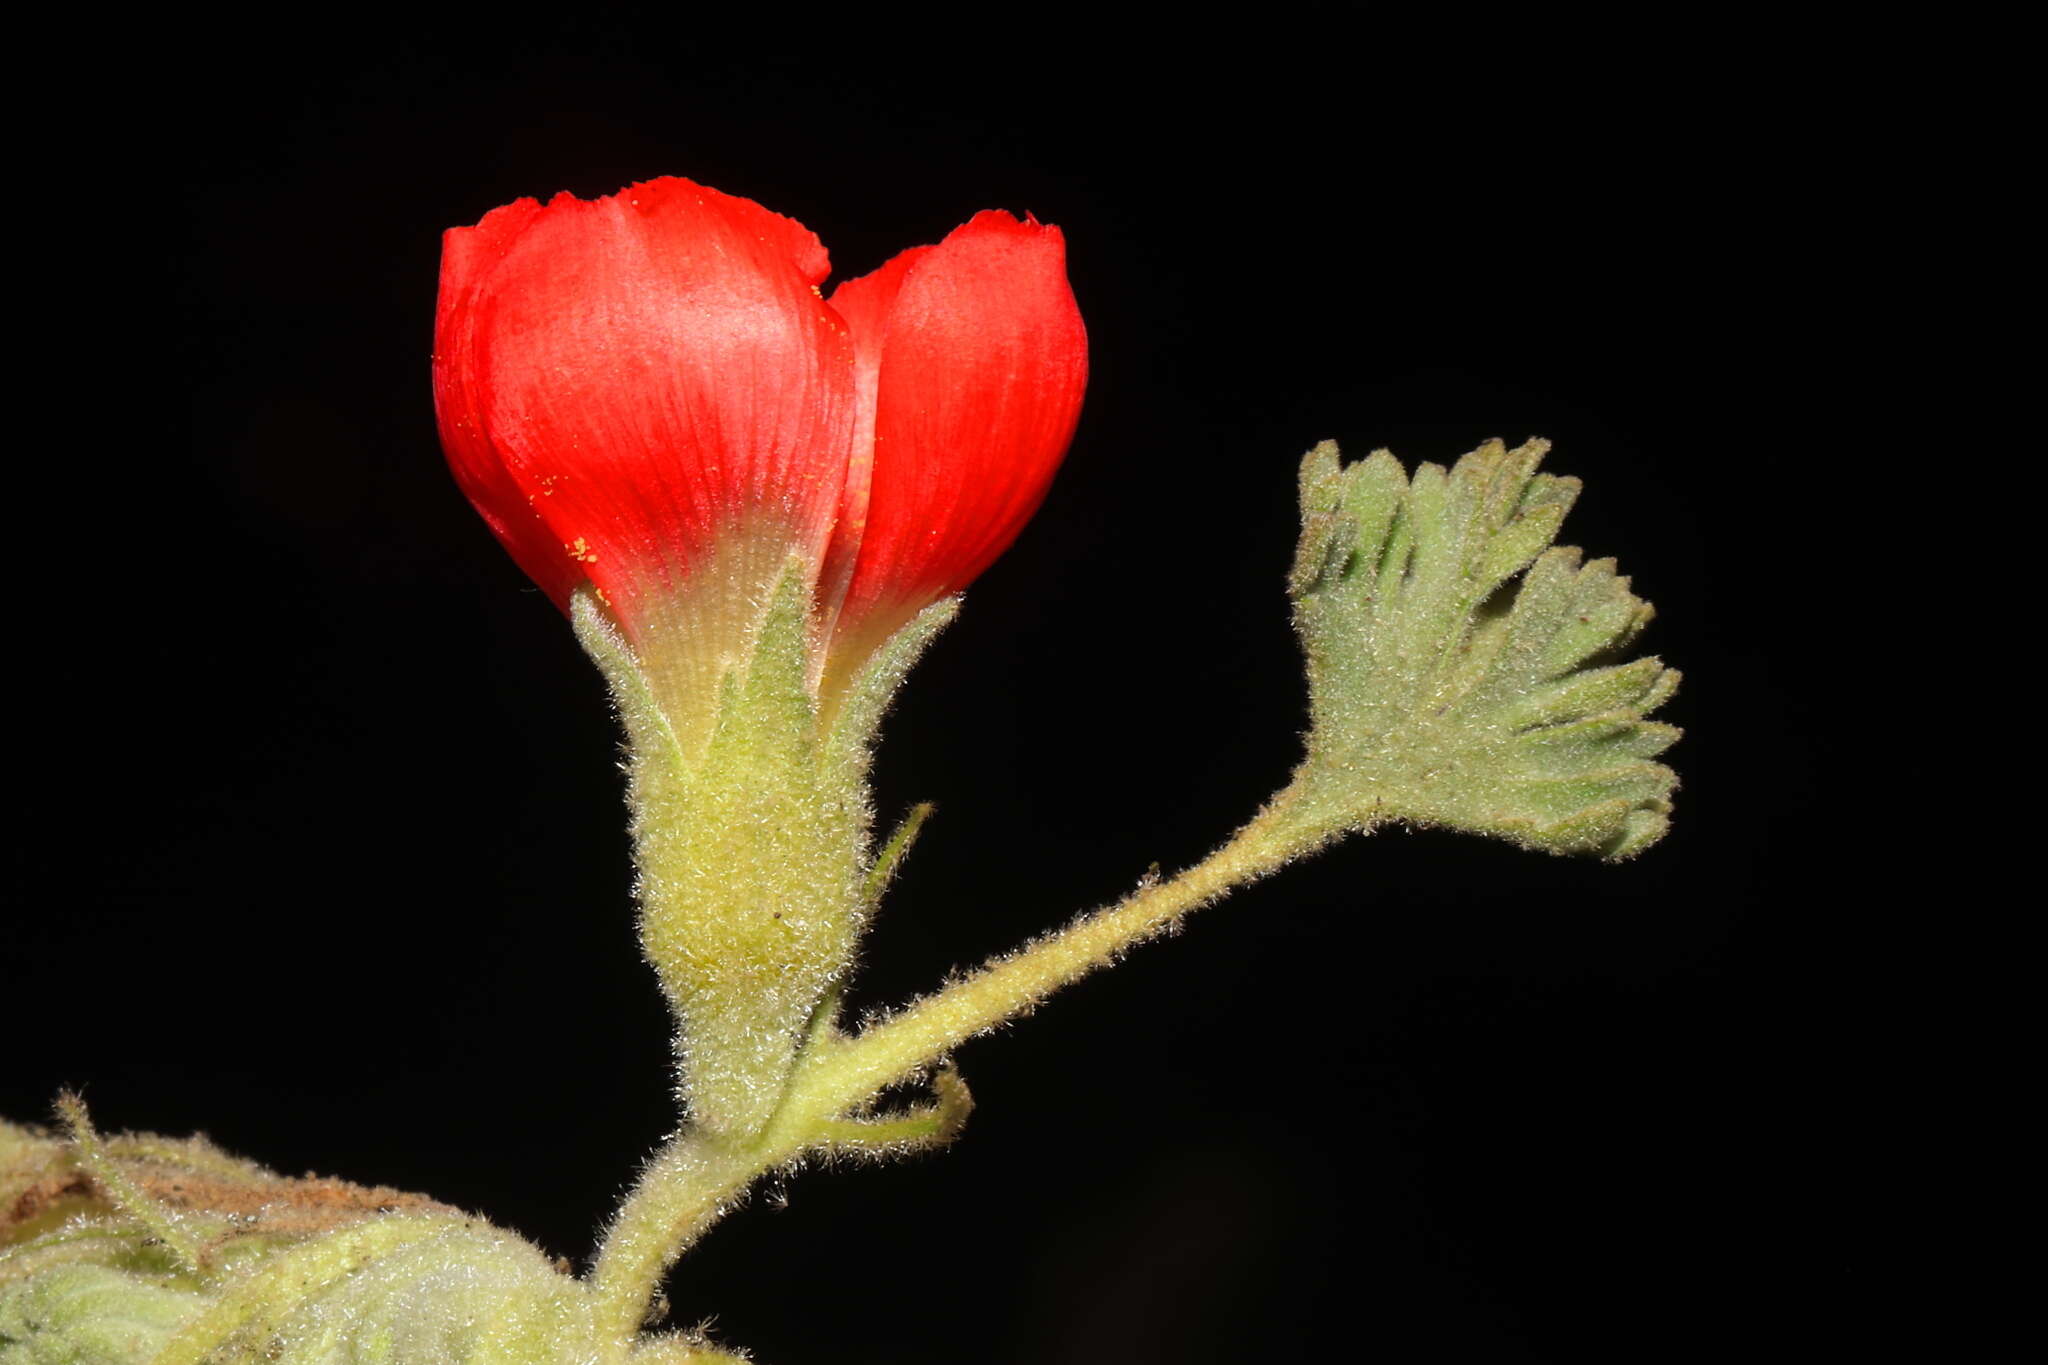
[434,177,1086,752]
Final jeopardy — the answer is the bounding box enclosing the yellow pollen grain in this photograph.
[567,536,599,564]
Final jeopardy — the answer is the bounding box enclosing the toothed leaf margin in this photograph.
[1287,438,1679,860]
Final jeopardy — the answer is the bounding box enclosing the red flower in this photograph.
[434,176,1086,717]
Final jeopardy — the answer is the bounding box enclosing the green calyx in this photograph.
[572,569,956,1139]
[1284,438,1679,859]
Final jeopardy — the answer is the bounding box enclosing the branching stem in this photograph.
[786,793,1327,1120]
[588,789,1331,1358]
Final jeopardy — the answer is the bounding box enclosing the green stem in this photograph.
[589,790,1330,1358]
[784,793,1327,1121]
[589,1122,814,1355]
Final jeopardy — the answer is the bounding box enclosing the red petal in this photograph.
[433,177,856,629]
[825,211,1087,650]
[434,196,578,603]
[815,243,928,625]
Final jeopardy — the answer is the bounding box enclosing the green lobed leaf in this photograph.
[1287,439,1679,859]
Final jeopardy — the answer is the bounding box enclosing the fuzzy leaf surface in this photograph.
[1288,439,1678,858]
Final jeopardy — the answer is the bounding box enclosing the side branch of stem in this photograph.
[787,797,1321,1119]
[589,789,1331,1359]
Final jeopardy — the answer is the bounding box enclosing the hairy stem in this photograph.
[785,792,1329,1120]
[590,1126,809,1355]
[589,790,1330,1357]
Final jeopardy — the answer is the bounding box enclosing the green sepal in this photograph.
[861,801,935,918]
[825,598,958,781]
[574,576,955,1139]
[1287,439,1679,859]
[576,570,854,1138]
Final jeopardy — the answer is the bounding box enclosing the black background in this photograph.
[12,13,1852,1364]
